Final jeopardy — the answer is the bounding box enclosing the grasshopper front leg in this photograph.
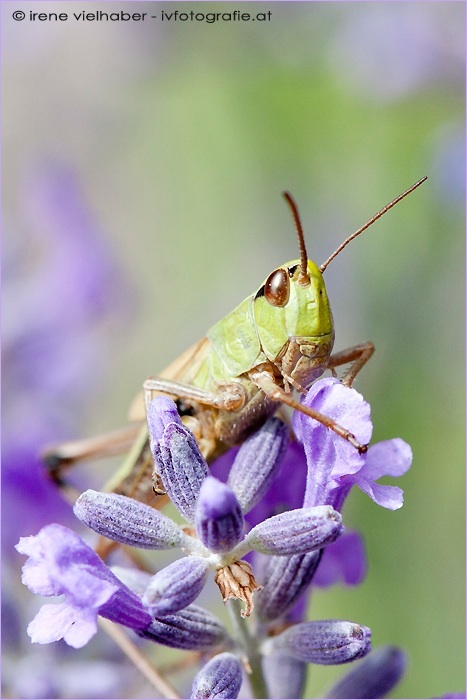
[328,341,375,387]
[143,377,247,413]
[250,366,368,453]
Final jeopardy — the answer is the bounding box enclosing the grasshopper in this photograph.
[44,178,426,505]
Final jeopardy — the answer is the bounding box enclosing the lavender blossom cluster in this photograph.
[17,378,414,699]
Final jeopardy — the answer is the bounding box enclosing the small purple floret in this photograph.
[227,417,289,514]
[294,378,411,512]
[269,619,372,665]
[245,505,342,556]
[262,651,306,699]
[256,551,323,622]
[313,531,367,588]
[142,557,209,616]
[139,604,229,651]
[146,396,182,444]
[73,490,184,550]
[191,652,243,699]
[154,422,209,523]
[195,477,244,553]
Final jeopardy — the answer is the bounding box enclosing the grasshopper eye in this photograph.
[264,268,290,307]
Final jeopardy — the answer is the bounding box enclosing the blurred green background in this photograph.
[3,1,465,697]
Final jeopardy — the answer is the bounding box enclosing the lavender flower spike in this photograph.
[325,645,406,699]
[264,619,371,665]
[243,505,342,556]
[74,490,186,549]
[191,652,243,699]
[16,524,152,649]
[142,557,209,616]
[195,477,244,553]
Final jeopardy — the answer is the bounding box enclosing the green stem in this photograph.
[227,600,268,699]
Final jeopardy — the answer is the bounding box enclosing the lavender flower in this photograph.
[15,524,152,648]
[17,379,416,698]
[3,163,128,554]
[73,403,343,618]
[293,377,412,512]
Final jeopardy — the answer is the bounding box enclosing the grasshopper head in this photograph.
[253,193,334,371]
[253,258,334,364]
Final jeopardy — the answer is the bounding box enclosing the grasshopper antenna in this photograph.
[319,176,428,273]
[283,191,310,286]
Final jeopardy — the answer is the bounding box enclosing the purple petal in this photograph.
[74,490,185,549]
[354,478,405,510]
[294,378,373,450]
[245,506,342,556]
[195,477,244,553]
[139,604,229,651]
[269,619,372,665]
[361,439,412,480]
[293,379,372,509]
[191,652,243,699]
[27,602,97,649]
[227,418,289,514]
[142,557,209,616]
[313,531,367,587]
[325,645,406,698]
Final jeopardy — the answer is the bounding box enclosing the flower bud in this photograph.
[195,477,244,553]
[74,490,184,550]
[191,652,243,699]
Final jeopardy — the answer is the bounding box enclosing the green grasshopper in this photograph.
[44,178,426,505]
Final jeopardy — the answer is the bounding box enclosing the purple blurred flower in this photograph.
[313,531,367,588]
[325,645,406,698]
[3,163,129,553]
[328,5,464,102]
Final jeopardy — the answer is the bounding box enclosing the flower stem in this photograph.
[99,619,181,699]
[227,600,268,699]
